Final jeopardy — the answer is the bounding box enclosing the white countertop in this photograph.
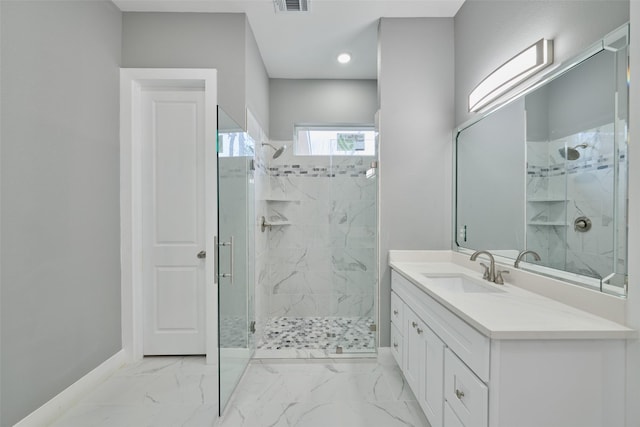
[390,258,635,340]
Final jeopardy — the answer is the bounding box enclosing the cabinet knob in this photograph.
[393,309,399,315]
[411,321,418,328]
[393,342,398,349]
[416,328,423,334]
[455,389,465,399]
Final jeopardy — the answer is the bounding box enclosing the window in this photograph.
[294,126,376,156]
[218,130,254,158]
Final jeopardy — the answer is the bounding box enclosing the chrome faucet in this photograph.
[514,250,541,268]
[470,250,496,283]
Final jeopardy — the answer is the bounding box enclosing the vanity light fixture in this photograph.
[337,53,351,64]
[469,38,554,112]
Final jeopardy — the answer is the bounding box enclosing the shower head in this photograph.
[262,143,287,159]
[558,143,589,160]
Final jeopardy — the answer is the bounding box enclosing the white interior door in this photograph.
[141,88,206,355]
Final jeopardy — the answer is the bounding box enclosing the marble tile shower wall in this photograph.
[258,142,377,321]
[255,142,270,345]
[526,123,626,279]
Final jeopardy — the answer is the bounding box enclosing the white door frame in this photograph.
[120,68,218,366]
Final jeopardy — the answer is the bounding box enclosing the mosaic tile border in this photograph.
[527,154,625,178]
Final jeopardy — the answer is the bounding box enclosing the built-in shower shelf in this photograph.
[527,221,567,226]
[263,197,299,202]
[260,215,292,232]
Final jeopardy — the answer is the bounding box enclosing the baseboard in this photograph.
[14,349,127,427]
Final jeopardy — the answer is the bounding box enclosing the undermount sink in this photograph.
[421,274,505,293]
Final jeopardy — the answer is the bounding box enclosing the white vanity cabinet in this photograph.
[392,271,487,427]
[390,269,628,427]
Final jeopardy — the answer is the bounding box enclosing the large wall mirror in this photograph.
[455,24,629,296]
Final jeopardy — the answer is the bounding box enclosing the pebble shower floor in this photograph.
[257,316,376,351]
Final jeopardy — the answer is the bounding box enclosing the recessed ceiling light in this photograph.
[337,53,351,64]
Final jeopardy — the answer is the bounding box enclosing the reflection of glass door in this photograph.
[217,107,255,414]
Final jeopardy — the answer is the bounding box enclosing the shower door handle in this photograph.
[218,235,234,285]
[214,236,219,284]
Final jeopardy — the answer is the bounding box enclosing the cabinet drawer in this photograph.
[390,322,403,368]
[391,291,404,328]
[444,349,488,427]
[444,402,465,427]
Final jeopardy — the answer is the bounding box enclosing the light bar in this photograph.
[469,39,554,112]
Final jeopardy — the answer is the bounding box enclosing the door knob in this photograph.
[197,250,206,259]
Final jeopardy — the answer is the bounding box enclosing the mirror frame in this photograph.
[452,23,630,296]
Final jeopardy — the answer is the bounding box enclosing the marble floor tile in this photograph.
[50,352,429,427]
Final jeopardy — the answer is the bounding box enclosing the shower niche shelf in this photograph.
[260,216,292,232]
[526,198,569,203]
[262,197,299,202]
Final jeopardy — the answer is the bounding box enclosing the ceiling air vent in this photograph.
[274,0,309,12]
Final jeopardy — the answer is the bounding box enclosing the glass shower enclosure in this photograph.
[217,107,255,413]
[255,126,379,357]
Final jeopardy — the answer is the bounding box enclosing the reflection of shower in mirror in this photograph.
[558,143,590,160]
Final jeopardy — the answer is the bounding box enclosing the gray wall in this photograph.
[269,79,377,140]
[245,21,270,136]
[454,0,630,126]
[0,1,122,425]
[378,18,455,346]
[122,12,249,129]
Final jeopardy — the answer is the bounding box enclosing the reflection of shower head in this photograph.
[558,143,589,160]
[262,143,287,159]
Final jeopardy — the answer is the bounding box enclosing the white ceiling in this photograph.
[114,0,465,79]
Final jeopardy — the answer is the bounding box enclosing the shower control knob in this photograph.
[574,216,592,232]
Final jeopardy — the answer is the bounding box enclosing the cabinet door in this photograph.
[403,310,422,394]
[391,291,404,328]
[419,320,445,427]
[405,308,445,427]
[390,322,403,368]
